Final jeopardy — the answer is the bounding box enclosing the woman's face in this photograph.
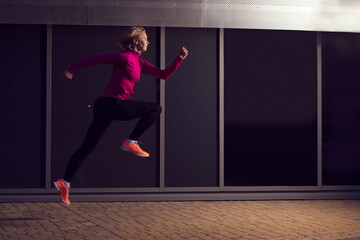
[135,32,149,53]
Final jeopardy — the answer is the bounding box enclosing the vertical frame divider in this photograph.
[219,28,225,189]
[160,27,166,191]
[317,31,323,189]
[46,24,52,192]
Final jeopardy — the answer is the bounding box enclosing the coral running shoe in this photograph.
[121,140,150,157]
[53,179,70,206]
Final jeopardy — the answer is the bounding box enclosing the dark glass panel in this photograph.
[165,27,219,187]
[52,26,159,187]
[0,24,46,188]
[224,29,317,186]
[322,32,360,185]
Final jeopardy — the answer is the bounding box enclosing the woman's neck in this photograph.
[130,45,142,54]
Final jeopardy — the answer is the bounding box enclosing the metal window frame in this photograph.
[317,31,323,190]
[160,26,166,191]
[219,28,225,190]
[46,24,52,193]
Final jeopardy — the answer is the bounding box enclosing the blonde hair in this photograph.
[118,26,146,50]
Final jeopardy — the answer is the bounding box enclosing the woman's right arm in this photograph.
[65,52,124,76]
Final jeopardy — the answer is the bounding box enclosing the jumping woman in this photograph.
[54,27,188,205]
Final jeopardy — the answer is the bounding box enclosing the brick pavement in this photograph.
[0,200,360,240]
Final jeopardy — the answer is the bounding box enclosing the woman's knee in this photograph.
[154,104,162,114]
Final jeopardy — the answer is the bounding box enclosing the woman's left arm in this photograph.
[141,47,188,80]
[66,52,125,75]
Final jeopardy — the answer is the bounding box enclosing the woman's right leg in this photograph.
[62,117,111,182]
[63,99,112,182]
[55,98,112,205]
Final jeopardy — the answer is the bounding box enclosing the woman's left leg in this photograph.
[111,99,162,157]
[112,99,162,140]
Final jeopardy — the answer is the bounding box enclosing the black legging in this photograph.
[63,97,162,182]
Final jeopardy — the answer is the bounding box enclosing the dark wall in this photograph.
[1,23,360,190]
[224,29,318,186]
[322,32,360,185]
[165,28,219,187]
[51,26,160,188]
[0,24,46,188]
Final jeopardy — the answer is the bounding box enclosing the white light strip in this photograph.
[1,0,360,32]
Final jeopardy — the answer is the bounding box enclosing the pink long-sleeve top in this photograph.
[67,49,184,100]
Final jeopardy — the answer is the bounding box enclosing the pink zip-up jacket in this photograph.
[67,49,184,100]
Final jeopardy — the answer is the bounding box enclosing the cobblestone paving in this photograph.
[1,200,360,239]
